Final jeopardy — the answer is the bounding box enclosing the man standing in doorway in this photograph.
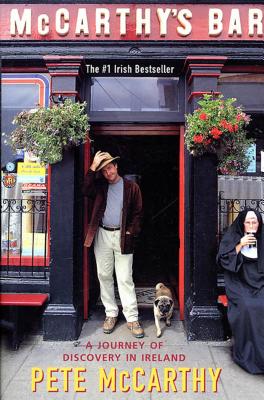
[83,151,144,338]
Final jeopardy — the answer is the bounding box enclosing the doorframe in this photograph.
[179,125,185,320]
[83,123,185,320]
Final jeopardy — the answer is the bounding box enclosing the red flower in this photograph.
[210,127,223,139]
[193,135,204,143]
[220,120,237,133]
[227,123,234,133]
[236,114,242,121]
[220,119,228,129]
[199,113,207,121]
[204,139,212,145]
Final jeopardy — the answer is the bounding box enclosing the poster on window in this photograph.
[17,162,46,183]
[246,144,256,173]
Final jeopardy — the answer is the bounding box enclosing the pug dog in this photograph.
[154,283,174,337]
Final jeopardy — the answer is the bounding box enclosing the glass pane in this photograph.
[91,77,179,112]
[1,84,41,168]
[1,75,50,265]
[217,73,264,112]
[2,84,40,108]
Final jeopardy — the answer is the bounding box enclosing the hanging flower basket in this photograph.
[9,99,90,165]
[185,94,253,175]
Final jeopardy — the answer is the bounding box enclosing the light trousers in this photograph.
[94,227,138,322]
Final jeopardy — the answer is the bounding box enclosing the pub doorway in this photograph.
[86,124,181,311]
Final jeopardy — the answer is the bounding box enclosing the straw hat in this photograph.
[96,152,120,171]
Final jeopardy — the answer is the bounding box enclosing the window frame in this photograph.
[88,75,185,123]
[1,73,51,268]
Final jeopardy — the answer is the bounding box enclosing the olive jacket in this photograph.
[83,169,143,254]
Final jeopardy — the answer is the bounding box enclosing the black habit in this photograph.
[217,208,264,374]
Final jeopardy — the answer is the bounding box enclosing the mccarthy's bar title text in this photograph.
[0,4,263,41]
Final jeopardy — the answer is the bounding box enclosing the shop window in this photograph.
[218,73,264,112]
[218,177,264,241]
[91,77,179,112]
[1,74,50,268]
[217,113,264,237]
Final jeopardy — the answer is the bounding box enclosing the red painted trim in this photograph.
[179,125,185,321]
[44,56,84,61]
[183,56,227,74]
[51,90,82,101]
[47,165,51,263]
[83,139,91,320]
[222,65,264,73]
[3,78,45,107]
[0,293,49,306]
[93,125,179,131]
[46,63,82,68]
[49,72,79,77]
[51,91,78,95]
[184,56,227,67]
[0,256,50,267]
[2,67,48,73]
[186,56,228,61]
[188,91,221,102]
[187,73,221,85]
[47,89,52,265]
[93,125,180,137]
[188,63,226,68]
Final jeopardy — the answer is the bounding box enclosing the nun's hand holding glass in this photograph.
[240,234,257,247]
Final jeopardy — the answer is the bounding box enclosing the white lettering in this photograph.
[75,8,89,36]
[248,8,263,36]
[208,8,223,36]
[177,9,192,36]
[156,8,171,36]
[116,8,130,36]
[136,8,151,36]
[56,8,70,36]
[96,8,110,36]
[10,8,31,36]
[38,14,49,36]
[228,9,242,36]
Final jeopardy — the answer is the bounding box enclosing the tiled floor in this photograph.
[97,286,178,308]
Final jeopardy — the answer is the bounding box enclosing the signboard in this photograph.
[17,162,46,184]
[2,173,17,188]
[0,4,263,41]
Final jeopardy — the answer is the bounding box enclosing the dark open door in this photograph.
[84,124,185,320]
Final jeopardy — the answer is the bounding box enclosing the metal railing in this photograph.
[217,193,264,291]
[218,191,264,242]
[1,198,49,278]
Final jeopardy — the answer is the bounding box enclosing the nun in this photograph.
[217,208,264,374]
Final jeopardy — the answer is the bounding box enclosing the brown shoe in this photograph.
[103,317,117,334]
[127,321,144,338]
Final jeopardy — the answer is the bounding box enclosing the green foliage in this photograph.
[10,99,90,165]
[185,94,253,175]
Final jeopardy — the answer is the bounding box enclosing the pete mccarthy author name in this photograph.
[31,366,222,393]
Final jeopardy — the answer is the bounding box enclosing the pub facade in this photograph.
[1,1,264,341]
